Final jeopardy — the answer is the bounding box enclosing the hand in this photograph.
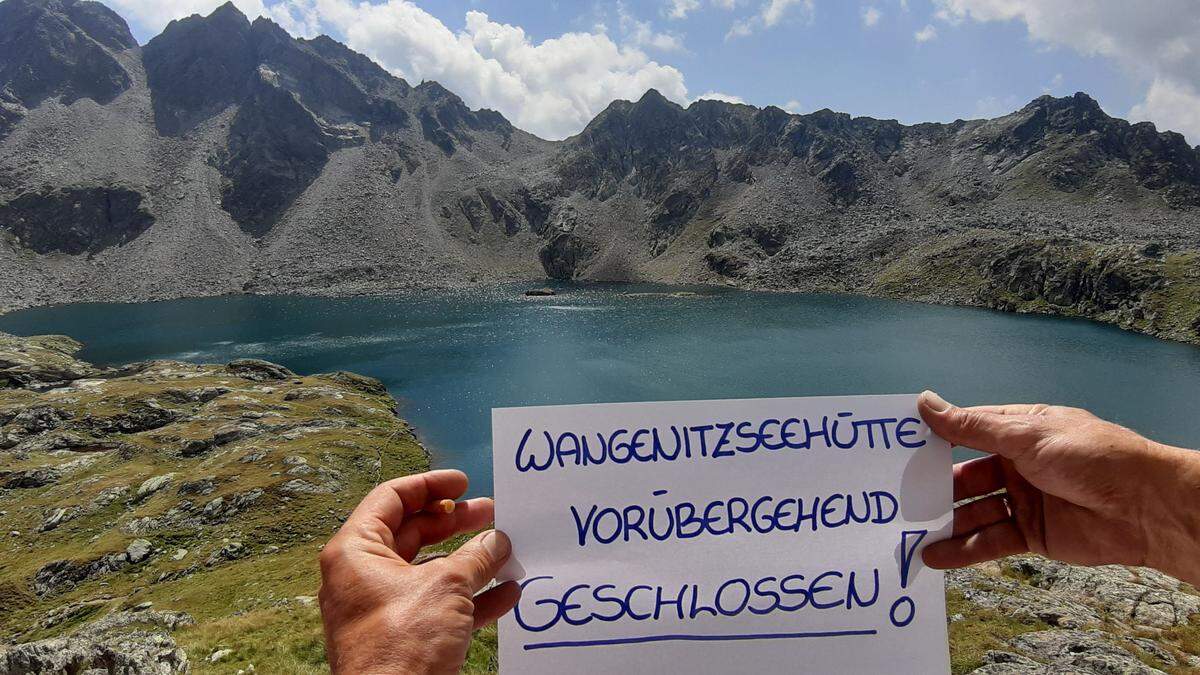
[917,391,1200,585]
[318,469,521,675]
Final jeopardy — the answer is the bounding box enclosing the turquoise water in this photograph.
[3,284,1199,496]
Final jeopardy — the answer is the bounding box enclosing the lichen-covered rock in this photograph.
[0,333,94,389]
[225,359,296,382]
[0,608,192,675]
[125,539,152,564]
[1011,557,1200,629]
[135,473,174,501]
[967,650,1046,674]
[1,465,61,489]
[0,630,188,675]
[952,555,1200,674]
[1009,630,1166,674]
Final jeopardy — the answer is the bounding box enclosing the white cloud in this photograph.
[762,0,814,27]
[861,5,882,27]
[620,5,687,53]
[725,18,755,39]
[266,0,322,37]
[726,0,814,38]
[694,91,746,104]
[669,0,741,18]
[932,0,1200,142]
[270,1,688,140]
[1130,78,1200,144]
[914,24,937,42]
[665,0,701,19]
[1041,72,1063,94]
[783,99,803,113]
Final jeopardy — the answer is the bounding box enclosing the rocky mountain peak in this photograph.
[143,2,257,135]
[977,92,1200,205]
[211,1,245,17]
[0,0,134,135]
[198,0,251,30]
[137,0,520,236]
[634,87,672,108]
[577,88,689,146]
[1018,91,1111,136]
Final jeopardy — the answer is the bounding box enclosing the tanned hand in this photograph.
[918,391,1200,586]
[318,470,520,675]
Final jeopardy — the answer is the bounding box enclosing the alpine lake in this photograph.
[4,283,1199,496]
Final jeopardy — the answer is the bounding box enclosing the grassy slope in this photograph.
[0,335,428,670]
[871,232,1200,345]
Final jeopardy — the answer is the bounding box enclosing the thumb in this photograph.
[918,391,1031,459]
[444,530,512,594]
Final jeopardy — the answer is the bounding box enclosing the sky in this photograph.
[104,0,1200,143]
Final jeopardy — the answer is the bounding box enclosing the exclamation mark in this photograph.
[890,529,928,627]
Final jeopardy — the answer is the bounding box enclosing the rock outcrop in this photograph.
[949,556,1200,673]
[0,186,154,254]
[0,607,191,675]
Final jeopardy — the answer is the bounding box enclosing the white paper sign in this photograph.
[492,394,953,674]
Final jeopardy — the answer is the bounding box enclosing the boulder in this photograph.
[225,359,296,382]
[205,542,247,566]
[316,371,388,397]
[126,539,153,564]
[1,466,61,489]
[134,473,174,501]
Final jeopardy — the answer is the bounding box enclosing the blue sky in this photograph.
[109,1,1200,142]
[427,0,1134,122]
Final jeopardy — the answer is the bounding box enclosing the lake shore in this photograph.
[3,257,1199,348]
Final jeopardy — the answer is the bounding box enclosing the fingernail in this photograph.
[436,499,456,514]
[482,530,511,559]
[921,390,952,412]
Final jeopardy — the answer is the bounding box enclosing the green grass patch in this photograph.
[946,588,1045,675]
[177,606,328,674]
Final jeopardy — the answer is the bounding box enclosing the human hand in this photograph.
[917,391,1200,585]
[318,469,520,675]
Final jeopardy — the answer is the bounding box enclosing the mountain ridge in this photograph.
[1,0,1198,343]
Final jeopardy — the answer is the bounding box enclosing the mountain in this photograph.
[0,0,1198,343]
[0,0,135,137]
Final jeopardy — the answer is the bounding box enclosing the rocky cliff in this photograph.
[1,0,1199,345]
[0,331,1198,674]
